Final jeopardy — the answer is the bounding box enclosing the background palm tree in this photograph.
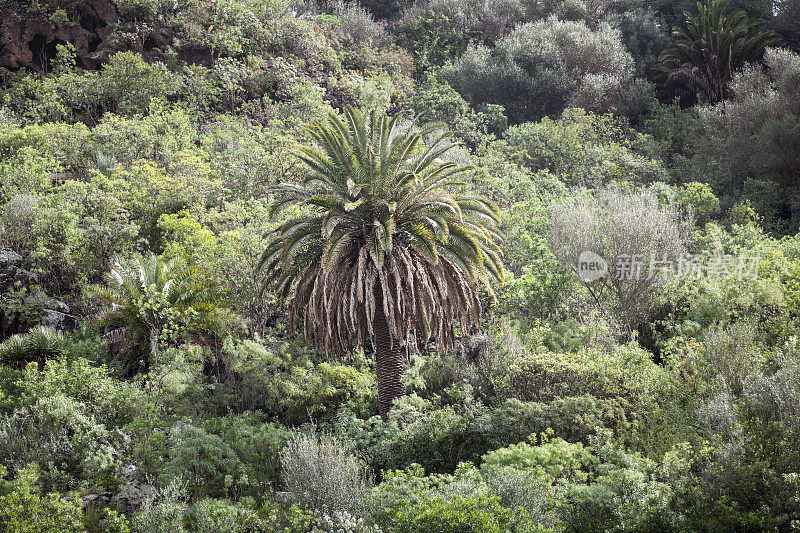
[89,253,229,375]
[0,326,65,369]
[261,107,504,418]
[657,0,780,104]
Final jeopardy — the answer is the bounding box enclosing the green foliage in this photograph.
[0,326,64,366]
[675,181,720,224]
[396,10,473,70]
[88,253,232,374]
[13,355,146,426]
[658,0,780,103]
[406,73,507,145]
[201,413,289,493]
[185,498,262,532]
[280,432,370,514]
[481,438,597,482]
[446,18,640,122]
[272,361,376,424]
[384,491,529,533]
[0,465,85,533]
[503,108,668,187]
[497,239,571,322]
[368,464,537,533]
[0,394,119,492]
[690,47,800,233]
[163,424,244,499]
[94,52,179,117]
[131,480,188,533]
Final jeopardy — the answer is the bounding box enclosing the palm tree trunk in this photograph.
[149,328,159,368]
[373,289,405,419]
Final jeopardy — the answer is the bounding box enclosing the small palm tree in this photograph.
[658,0,779,103]
[0,326,65,369]
[260,107,503,417]
[89,253,229,374]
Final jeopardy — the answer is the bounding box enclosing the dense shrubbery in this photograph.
[1,0,800,530]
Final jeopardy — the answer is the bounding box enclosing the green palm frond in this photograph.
[0,326,65,365]
[88,252,230,374]
[658,0,780,103]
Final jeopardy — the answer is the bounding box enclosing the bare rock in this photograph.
[113,482,157,510]
[0,0,118,71]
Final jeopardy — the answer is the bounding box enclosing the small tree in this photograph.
[89,253,230,374]
[547,187,690,339]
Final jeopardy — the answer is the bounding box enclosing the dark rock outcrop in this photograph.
[0,0,118,71]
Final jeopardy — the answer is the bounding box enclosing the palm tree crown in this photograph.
[658,0,780,103]
[89,253,229,374]
[261,107,503,415]
[0,326,65,368]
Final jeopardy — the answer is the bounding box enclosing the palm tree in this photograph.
[260,107,504,418]
[657,0,780,104]
[89,253,229,375]
[0,326,65,369]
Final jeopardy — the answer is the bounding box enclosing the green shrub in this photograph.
[271,361,376,425]
[131,480,188,533]
[162,424,244,499]
[0,465,85,533]
[201,413,290,494]
[15,356,146,427]
[357,396,631,475]
[184,498,263,533]
[367,464,539,533]
[503,109,667,187]
[446,18,636,122]
[0,395,118,492]
[93,52,179,117]
[385,492,529,533]
[481,438,597,482]
[268,505,382,533]
[280,432,370,515]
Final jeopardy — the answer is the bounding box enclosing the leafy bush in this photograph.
[503,108,668,187]
[384,492,530,533]
[690,48,800,233]
[0,394,118,492]
[0,465,85,533]
[131,480,188,533]
[446,17,636,122]
[201,413,289,494]
[480,438,596,482]
[267,505,383,533]
[271,361,377,425]
[162,424,244,499]
[14,356,146,427]
[184,498,263,533]
[547,186,690,337]
[280,432,371,515]
[367,464,537,533]
[92,52,180,117]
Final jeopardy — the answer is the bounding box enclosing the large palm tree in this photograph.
[89,253,229,375]
[657,0,780,104]
[260,107,503,417]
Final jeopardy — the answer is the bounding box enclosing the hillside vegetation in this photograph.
[1,0,800,531]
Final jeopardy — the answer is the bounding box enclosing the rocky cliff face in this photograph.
[0,0,118,71]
